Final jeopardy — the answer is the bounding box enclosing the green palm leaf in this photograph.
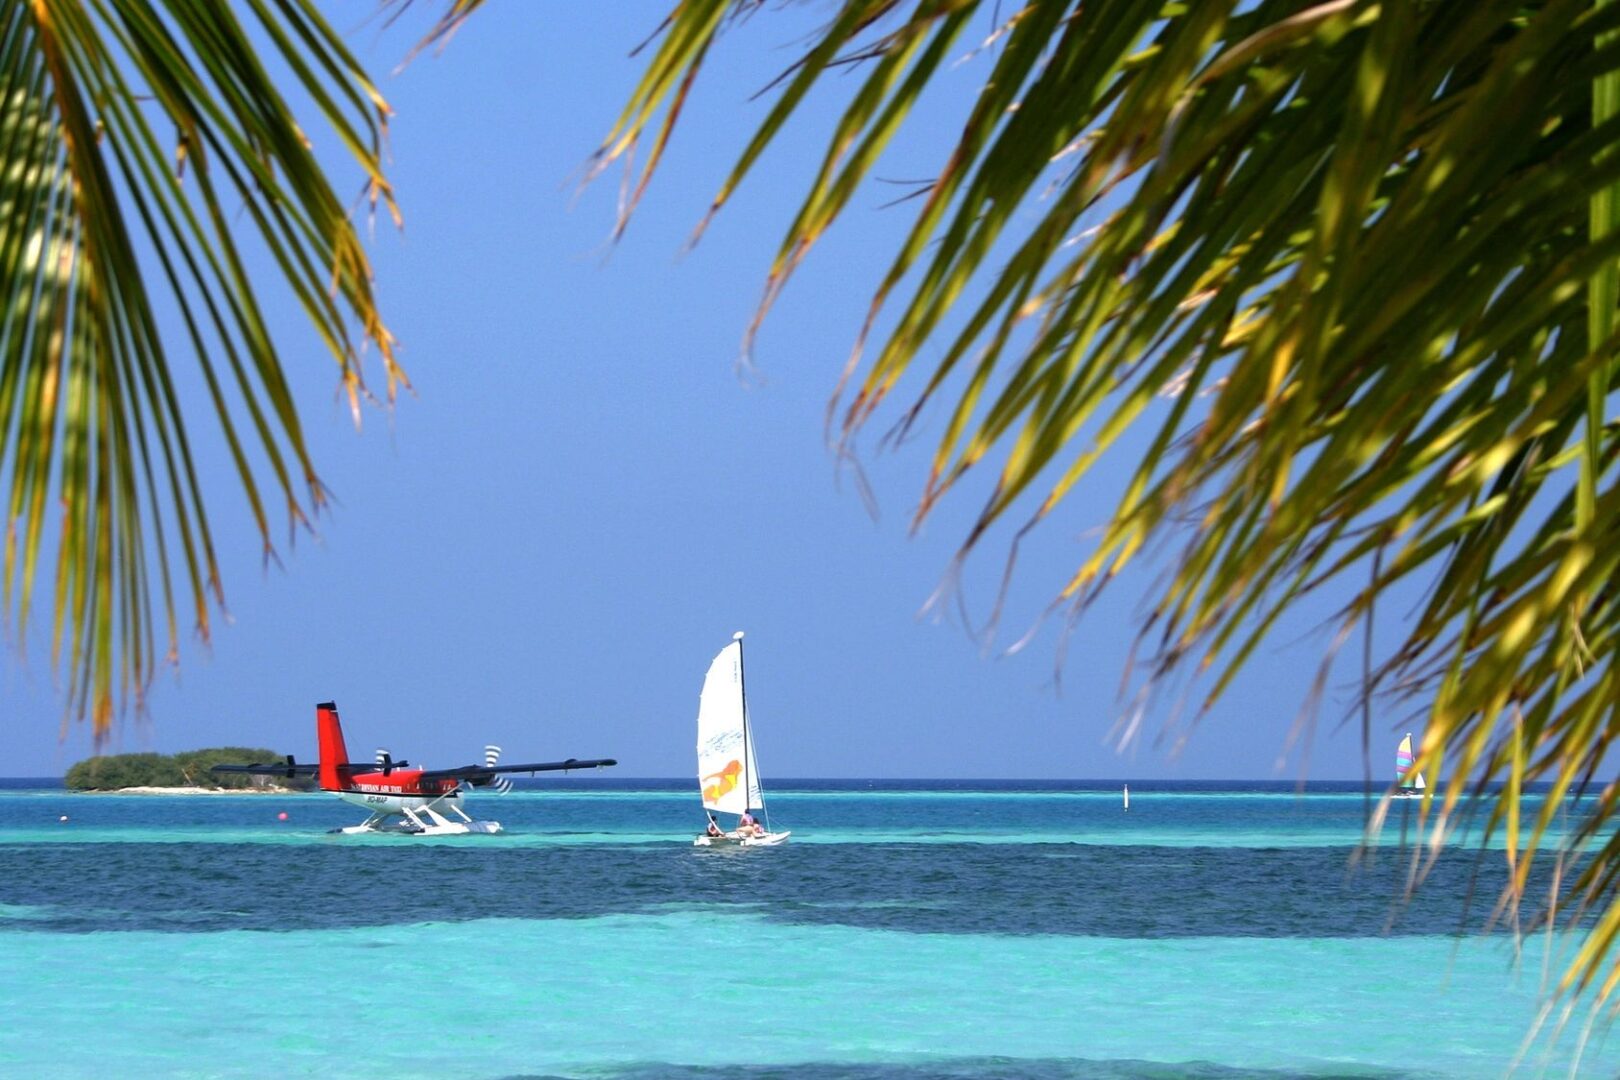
[2,1,402,734]
[594,0,1620,1006]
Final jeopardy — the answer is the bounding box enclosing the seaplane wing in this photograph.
[210,758,318,777]
[417,757,618,786]
[211,759,405,778]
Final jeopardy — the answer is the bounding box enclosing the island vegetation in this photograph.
[64,749,314,792]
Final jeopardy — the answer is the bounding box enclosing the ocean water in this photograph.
[0,778,1612,1078]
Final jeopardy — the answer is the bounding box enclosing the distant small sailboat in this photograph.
[1395,733,1426,797]
[1123,784,1130,812]
[693,632,789,847]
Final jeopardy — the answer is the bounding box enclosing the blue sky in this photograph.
[5,4,1417,780]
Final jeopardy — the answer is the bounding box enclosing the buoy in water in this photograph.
[277,811,289,822]
[58,815,68,823]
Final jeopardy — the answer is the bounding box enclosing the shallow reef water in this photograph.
[0,779,1610,1078]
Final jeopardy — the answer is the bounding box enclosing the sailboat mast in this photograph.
[734,630,771,831]
[735,631,751,814]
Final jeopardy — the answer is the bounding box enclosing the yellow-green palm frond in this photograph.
[598,0,1620,1003]
[3,0,402,736]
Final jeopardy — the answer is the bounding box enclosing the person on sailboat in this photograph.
[705,813,724,839]
[738,811,766,838]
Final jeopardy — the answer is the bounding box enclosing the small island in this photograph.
[65,748,316,792]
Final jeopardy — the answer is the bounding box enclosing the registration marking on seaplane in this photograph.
[212,701,617,835]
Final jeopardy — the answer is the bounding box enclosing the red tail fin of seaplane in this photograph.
[316,701,350,791]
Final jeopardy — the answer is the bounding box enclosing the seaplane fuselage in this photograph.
[335,770,464,816]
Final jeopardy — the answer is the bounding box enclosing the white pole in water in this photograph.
[1123,784,1130,812]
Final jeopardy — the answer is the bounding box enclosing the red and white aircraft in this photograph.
[213,701,617,834]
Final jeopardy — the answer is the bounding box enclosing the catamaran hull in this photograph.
[693,830,791,848]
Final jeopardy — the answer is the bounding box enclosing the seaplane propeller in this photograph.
[375,748,396,776]
[485,745,513,794]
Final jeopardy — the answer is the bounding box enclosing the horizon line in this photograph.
[0,774,1496,784]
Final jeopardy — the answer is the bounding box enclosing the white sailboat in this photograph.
[693,631,790,847]
[1395,733,1426,797]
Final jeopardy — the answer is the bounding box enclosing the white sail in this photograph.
[696,636,763,816]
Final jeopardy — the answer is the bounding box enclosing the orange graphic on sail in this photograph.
[703,759,742,803]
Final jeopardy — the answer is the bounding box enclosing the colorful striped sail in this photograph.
[1396,733,1425,791]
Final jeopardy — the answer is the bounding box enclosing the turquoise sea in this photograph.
[0,778,1613,1078]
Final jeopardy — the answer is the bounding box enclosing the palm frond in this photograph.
[2,0,402,735]
[596,0,1620,1004]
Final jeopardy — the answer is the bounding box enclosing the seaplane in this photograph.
[211,701,617,835]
